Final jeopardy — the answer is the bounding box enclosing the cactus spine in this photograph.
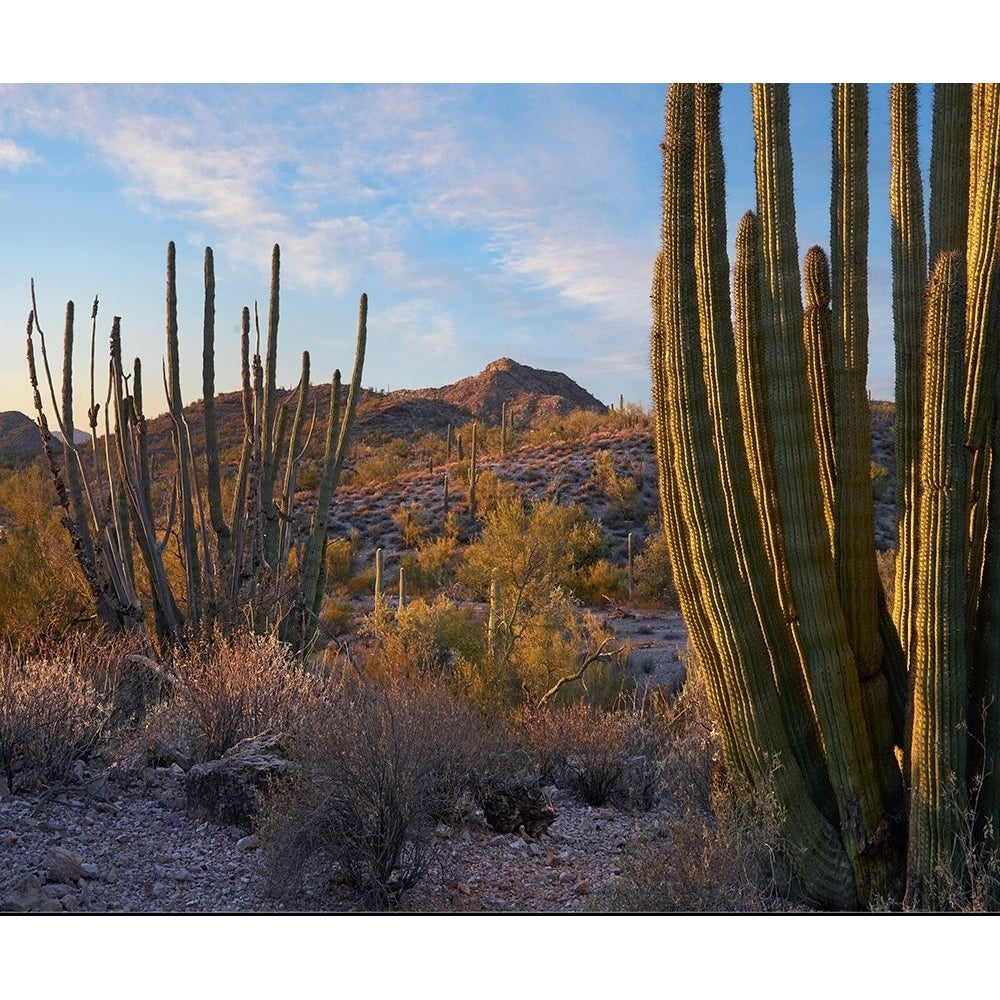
[652,82,1000,909]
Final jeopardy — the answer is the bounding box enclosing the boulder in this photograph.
[44,846,82,882]
[184,732,292,831]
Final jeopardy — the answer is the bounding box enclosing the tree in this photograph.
[651,83,999,909]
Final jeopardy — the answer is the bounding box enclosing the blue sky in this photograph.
[0,9,968,422]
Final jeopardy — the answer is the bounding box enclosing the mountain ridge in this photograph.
[0,358,608,462]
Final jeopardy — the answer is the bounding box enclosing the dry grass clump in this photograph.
[257,671,491,910]
[591,658,801,912]
[0,644,114,791]
[508,702,669,810]
[136,631,328,766]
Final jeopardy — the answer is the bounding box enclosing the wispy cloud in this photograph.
[0,83,666,415]
[1,86,654,328]
[0,138,40,170]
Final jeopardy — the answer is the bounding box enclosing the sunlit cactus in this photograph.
[651,82,1000,909]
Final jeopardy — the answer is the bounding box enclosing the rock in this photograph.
[43,883,76,898]
[44,846,82,882]
[0,875,43,912]
[80,862,101,879]
[476,777,556,837]
[236,834,260,852]
[185,731,292,831]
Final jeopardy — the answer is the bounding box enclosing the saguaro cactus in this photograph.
[651,83,999,909]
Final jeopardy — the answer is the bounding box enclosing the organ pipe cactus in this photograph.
[651,83,1000,909]
[27,242,367,654]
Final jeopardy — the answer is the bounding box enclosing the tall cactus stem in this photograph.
[202,246,231,572]
[905,250,970,908]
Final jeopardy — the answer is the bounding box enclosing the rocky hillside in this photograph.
[20,357,609,465]
[0,411,89,465]
[0,411,43,463]
[385,357,606,426]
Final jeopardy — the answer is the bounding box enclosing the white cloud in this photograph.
[377,298,458,358]
[0,138,40,170]
[2,84,659,395]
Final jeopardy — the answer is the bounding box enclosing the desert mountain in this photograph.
[0,411,91,465]
[0,410,43,461]
[356,357,607,441]
[1,358,607,465]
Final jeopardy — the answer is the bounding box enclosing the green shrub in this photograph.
[347,439,411,486]
[631,529,677,608]
[323,532,361,585]
[574,557,628,605]
[317,587,355,638]
[459,494,605,603]
[0,464,91,642]
[400,534,460,595]
[362,594,485,680]
[393,502,427,548]
[593,449,639,518]
[870,460,890,499]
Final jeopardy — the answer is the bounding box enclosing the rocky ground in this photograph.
[0,758,665,914]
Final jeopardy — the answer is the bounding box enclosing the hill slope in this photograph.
[0,411,42,461]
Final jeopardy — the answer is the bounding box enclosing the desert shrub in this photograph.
[527,408,606,444]
[459,494,605,603]
[400,533,460,594]
[296,462,322,491]
[631,528,677,608]
[469,469,513,516]
[141,631,327,765]
[454,495,618,707]
[591,794,792,912]
[870,460,890,499]
[393,502,427,548]
[0,647,113,791]
[593,448,639,518]
[347,440,411,486]
[323,532,361,585]
[507,702,669,809]
[317,587,355,638]
[257,673,489,909]
[589,653,803,912]
[574,557,628,605]
[604,401,651,432]
[361,594,485,680]
[0,464,92,642]
[615,666,770,925]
